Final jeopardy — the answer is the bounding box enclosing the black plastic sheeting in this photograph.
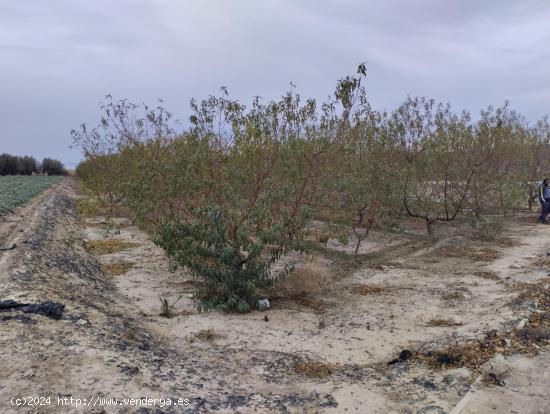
[0,299,64,319]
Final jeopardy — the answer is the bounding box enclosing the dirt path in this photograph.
[1,181,549,413]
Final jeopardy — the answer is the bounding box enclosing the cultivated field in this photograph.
[1,69,550,413]
[0,175,62,216]
[0,179,548,413]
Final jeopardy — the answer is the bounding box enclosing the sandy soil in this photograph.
[0,179,549,413]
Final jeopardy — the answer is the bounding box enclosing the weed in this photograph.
[351,284,385,295]
[294,361,336,378]
[75,197,101,217]
[100,217,121,234]
[441,291,465,301]
[195,329,218,341]
[439,245,499,261]
[102,262,134,275]
[474,271,500,281]
[427,319,463,327]
[295,297,326,313]
[120,329,136,341]
[317,232,330,245]
[469,215,505,241]
[159,296,182,318]
[418,327,546,371]
[84,239,139,255]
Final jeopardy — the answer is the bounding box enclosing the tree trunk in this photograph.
[425,217,434,236]
[354,237,361,255]
[528,196,535,212]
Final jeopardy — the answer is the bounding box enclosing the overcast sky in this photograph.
[1,0,549,167]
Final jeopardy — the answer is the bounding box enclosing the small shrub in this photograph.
[317,232,330,245]
[154,209,296,313]
[76,197,101,217]
[159,296,182,318]
[469,214,505,241]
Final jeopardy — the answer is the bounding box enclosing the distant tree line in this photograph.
[0,153,67,176]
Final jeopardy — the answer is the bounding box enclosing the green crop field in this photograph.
[0,176,63,216]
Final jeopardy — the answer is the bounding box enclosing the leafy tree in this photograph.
[0,153,19,175]
[41,158,67,175]
[325,72,401,253]
[18,156,38,175]
[152,87,344,312]
[520,117,550,211]
[72,96,174,214]
[469,104,526,217]
[390,98,482,235]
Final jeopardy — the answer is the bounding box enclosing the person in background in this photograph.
[538,178,550,224]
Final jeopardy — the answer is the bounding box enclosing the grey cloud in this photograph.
[0,0,548,167]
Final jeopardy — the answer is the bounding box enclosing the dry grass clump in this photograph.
[516,283,550,341]
[533,257,550,268]
[294,361,336,378]
[427,319,463,327]
[168,279,204,293]
[420,339,494,370]
[474,271,500,281]
[120,329,136,341]
[528,311,550,328]
[268,256,332,313]
[441,290,465,301]
[418,279,550,372]
[159,296,185,318]
[102,261,134,275]
[75,197,102,217]
[419,328,544,371]
[439,245,499,262]
[420,305,550,370]
[283,257,334,294]
[84,239,140,255]
[268,290,327,313]
[517,279,550,309]
[306,229,331,245]
[481,372,505,386]
[294,296,327,313]
[195,329,219,341]
[351,284,385,295]
[495,237,519,248]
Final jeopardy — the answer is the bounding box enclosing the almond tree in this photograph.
[153,85,352,312]
[72,96,174,214]
[521,118,550,211]
[391,98,480,235]
[469,104,527,217]
[327,100,401,254]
